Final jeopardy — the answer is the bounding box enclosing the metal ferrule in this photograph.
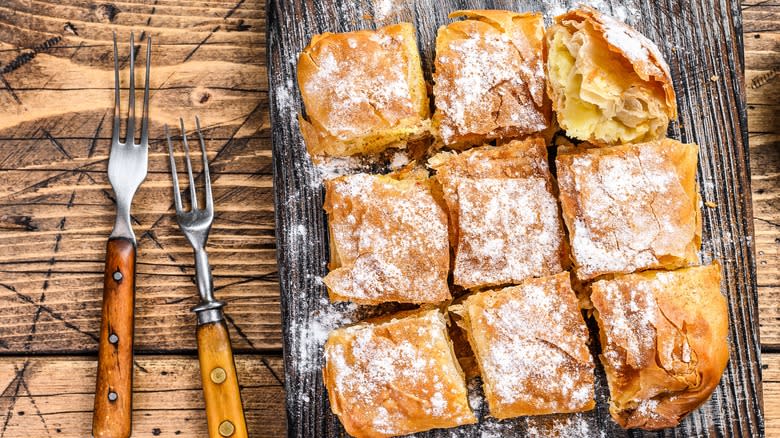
[109,189,137,243]
[191,247,225,325]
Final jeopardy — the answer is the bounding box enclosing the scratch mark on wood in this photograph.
[0,75,21,105]
[0,361,30,438]
[41,130,73,160]
[750,69,778,89]
[183,26,221,63]
[1,283,98,343]
[0,37,62,76]
[17,369,50,436]
[260,357,284,386]
[88,114,107,158]
[755,217,780,228]
[225,0,247,20]
[0,215,37,231]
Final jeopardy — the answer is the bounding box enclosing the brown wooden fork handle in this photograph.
[197,320,248,438]
[93,237,136,438]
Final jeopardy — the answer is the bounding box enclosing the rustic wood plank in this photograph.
[763,353,780,438]
[0,0,281,353]
[0,355,286,437]
[743,1,780,352]
[269,0,764,436]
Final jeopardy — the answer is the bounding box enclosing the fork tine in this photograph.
[180,118,198,210]
[125,32,136,145]
[195,116,213,213]
[112,32,121,144]
[165,125,183,212]
[140,36,152,147]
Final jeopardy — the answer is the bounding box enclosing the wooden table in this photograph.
[0,1,775,437]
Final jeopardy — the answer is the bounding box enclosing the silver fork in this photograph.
[166,117,248,438]
[93,32,151,438]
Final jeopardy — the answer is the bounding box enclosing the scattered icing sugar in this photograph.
[592,279,657,369]
[301,28,417,140]
[325,311,474,435]
[324,173,450,303]
[434,20,547,144]
[596,8,671,78]
[373,0,394,20]
[454,176,565,288]
[468,277,594,412]
[543,1,641,27]
[291,298,358,374]
[558,142,697,279]
[525,413,598,437]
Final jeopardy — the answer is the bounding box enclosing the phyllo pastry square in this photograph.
[556,139,701,281]
[432,10,549,148]
[323,170,450,304]
[590,263,729,430]
[455,272,595,419]
[323,309,476,438]
[430,137,568,289]
[546,7,677,145]
[297,23,430,157]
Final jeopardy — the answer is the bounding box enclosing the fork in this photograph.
[166,117,248,438]
[93,32,151,438]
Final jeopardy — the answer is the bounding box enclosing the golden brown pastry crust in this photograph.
[323,171,451,304]
[432,10,549,148]
[323,309,476,437]
[430,137,568,289]
[556,139,701,281]
[590,263,729,429]
[297,23,430,157]
[455,272,595,419]
[546,7,676,145]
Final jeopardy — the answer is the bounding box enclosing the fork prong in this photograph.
[112,32,121,144]
[125,32,136,145]
[165,125,183,213]
[180,118,198,210]
[195,116,213,213]
[140,36,152,147]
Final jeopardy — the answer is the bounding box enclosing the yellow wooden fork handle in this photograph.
[197,320,248,438]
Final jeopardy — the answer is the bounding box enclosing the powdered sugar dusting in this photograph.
[465,275,594,414]
[324,173,450,303]
[454,177,566,288]
[292,298,358,374]
[558,142,698,280]
[301,26,419,141]
[434,16,547,144]
[324,310,475,436]
[592,279,657,369]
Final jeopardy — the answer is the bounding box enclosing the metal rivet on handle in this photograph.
[218,420,235,437]
[210,367,227,384]
[108,391,118,402]
[113,271,123,281]
[109,334,119,344]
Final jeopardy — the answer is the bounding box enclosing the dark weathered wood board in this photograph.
[268,0,764,436]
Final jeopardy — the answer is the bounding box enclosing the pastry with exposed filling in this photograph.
[546,7,676,145]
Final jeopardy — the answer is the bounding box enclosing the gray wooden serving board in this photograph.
[267,0,765,436]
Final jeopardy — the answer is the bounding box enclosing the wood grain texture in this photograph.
[197,320,248,438]
[0,0,280,354]
[0,356,286,437]
[0,0,776,436]
[268,0,765,436]
[743,0,780,351]
[93,237,136,438]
